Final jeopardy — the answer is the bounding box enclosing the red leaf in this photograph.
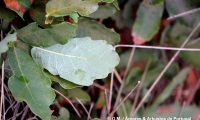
[29,10,33,17]
[186,68,198,88]
[156,106,174,113]
[4,0,26,13]
[162,19,170,27]
[4,0,34,14]
[132,32,146,45]
[50,109,54,113]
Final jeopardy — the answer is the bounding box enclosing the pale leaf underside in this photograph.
[31,37,120,86]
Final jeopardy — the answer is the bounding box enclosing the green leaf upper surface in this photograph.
[17,22,77,47]
[46,0,99,17]
[0,7,17,22]
[31,37,120,86]
[46,72,79,89]
[30,5,49,26]
[57,107,70,120]
[132,0,164,43]
[163,22,200,68]
[67,88,91,102]
[8,47,55,120]
[103,0,114,3]
[0,58,2,65]
[180,43,200,68]
[0,33,17,56]
[166,0,200,27]
[18,0,32,9]
[86,0,114,3]
[117,100,132,117]
[145,68,189,114]
[89,4,117,19]
[112,0,120,10]
[76,18,120,45]
[69,12,79,23]
[145,104,200,117]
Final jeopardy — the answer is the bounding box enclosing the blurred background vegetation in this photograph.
[1,0,200,119]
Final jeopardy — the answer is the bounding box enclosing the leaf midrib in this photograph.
[34,47,87,60]
[13,47,34,100]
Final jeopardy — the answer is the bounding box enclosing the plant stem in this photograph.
[54,89,81,118]
[131,21,200,117]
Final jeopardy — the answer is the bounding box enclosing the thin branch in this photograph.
[131,21,200,117]
[54,89,81,118]
[12,103,20,120]
[130,60,151,117]
[0,21,3,41]
[76,98,91,120]
[175,84,183,103]
[27,116,37,120]
[115,44,200,52]
[108,70,114,113]
[13,104,29,119]
[186,78,200,104]
[0,62,4,120]
[114,69,123,84]
[111,75,125,112]
[108,81,140,117]
[92,83,106,91]
[21,105,29,120]
[124,48,136,78]
[104,89,109,113]
[88,103,94,120]
[11,25,17,31]
[4,102,16,117]
[167,7,200,20]
[112,48,136,111]
[179,101,186,117]
[100,107,107,120]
